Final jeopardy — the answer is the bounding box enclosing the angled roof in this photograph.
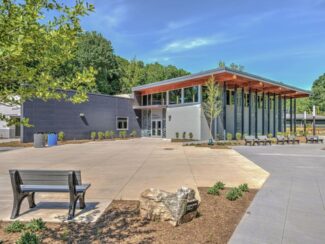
[132,67,310,97]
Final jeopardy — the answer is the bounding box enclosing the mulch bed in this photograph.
[0,187,257,244]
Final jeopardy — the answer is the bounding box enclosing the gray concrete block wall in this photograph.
[21,92,140,142]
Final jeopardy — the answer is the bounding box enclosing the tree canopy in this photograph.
[0,0,96,125]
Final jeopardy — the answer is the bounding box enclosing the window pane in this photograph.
[184,86,199,103]
[152,93,162,105]
[117,117,128,129]
[142,95,147,106]
[168,89,182,104]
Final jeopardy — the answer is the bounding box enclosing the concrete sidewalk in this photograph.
[0,138,268,223]
[230,144,325,244]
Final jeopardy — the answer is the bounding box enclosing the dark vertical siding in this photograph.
[21,92,140,142]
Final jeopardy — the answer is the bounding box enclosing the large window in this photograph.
[168,89,182,104]
[152,92,166,105]
[184,86,199,103]
[116,117,128,130]
[142,94,151,106]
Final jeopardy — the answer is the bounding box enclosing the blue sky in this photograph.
[80,0,325,90]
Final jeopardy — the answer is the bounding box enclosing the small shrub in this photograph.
[16,232,40,244]
[58,131,65,141]
[214,181,225,190]
[105,130,111,139]
[276,132,283,136]
[110,130,115,138]
[119,130,127,138]
[226,187,242,201]
[207,187,220,195]
[90,131,97,140]
[176,132,179,139]
[189,132,193,140]
[267,133,273,138]
[182,132,186,139]
[5,220,25,233]
[130,129,137,137]
[238,183,249,192]
[236,132,242,140]
[25,218,46,232]
[97,131,104,140]
[226,133,233,141]
[284,131,290,137]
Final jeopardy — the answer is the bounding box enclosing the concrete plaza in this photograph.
[0,138,268,223]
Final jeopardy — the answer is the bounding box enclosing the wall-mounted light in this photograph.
[80,113,85,117]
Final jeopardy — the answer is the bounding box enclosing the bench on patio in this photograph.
[244,135,259,146]
[306,136,324,144]
[257,135,272,146]
[288,135,300,144]
[9,170,91,220]
[276,135,289,145]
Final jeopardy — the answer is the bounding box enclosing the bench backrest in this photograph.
[244,136,255,140]
[288,135,295,140]
[9,170,82,185]
[258,135,267,140]
[277,135,284,140]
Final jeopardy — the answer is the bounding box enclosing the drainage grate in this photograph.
[163,148,174,151]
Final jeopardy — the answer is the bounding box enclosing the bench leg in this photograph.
[11,193,28,219]
[27,192,36,208]
[79,192,86,209]
[68,196,78,220]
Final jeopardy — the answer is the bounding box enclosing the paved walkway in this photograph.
[0,138,268,223]
[230,144,325,244]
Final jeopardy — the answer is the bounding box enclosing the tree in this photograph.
[119,57,145,93]
[311,73,325,113]
[202,76,222,139]
[0,0,96,125]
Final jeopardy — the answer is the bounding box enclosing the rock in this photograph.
[140,187,199,226]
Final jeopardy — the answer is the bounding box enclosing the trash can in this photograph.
[34,132,46,148]
[47,132,58,147]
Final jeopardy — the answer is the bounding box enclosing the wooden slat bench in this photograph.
[276,136,289,145]
[257,135,272,145]
[9,170,91,220]
[288,135,300,144]
[244,136,259,146]
[306,136,324,144]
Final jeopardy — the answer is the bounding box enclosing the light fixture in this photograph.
[80,113,85,117]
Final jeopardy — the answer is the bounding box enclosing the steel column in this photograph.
[241,88,245,138]
[262,92,265,135]
[273,93,276,137]
[248,88,252,135]
[290,97,293,133]
[294,98,297,134]
[255,90,258,137]
[223,82,227,139]
[278,96,282,132]
[283,96,287,133]
[267,92,271,134]
[234,85,237,139]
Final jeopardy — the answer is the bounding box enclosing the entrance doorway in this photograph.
[151,120,162,137]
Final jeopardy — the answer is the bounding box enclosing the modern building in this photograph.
[0,103,21,139]
[132,67,310,140]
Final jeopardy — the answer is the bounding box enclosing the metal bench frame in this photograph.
[276,135,289,145]
[9,170,90,220]
[306,136,324,144]
[287,136,300,144]
[244,136,259,146]
[257,136,272,146]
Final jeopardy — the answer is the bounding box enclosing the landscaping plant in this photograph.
[105,131,111,139]
[207,187,220,195]
[226,133,233,141]
[16,232,40,244]
[97,131,104,140]
[90,131,97,140]
[238,183,249,192]
[25,218,46,232]
[267,133,273,138]
[207,181,225,195]
[236,132,242,140]
[226,187,242,201]
[110,130,115,139]
[5,220,25,233]
[189,132,193,140]
[182,132,186,139]
[130,129,137,137]
[119,130,127,138]
[176,132,179,139]
[58,131,65,141]
[214,181,225,190]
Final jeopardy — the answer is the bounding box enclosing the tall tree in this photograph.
[311,73,325,113]
[0,0,96,125]
[203,76,222,139]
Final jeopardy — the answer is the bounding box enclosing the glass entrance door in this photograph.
[151,120,162,137]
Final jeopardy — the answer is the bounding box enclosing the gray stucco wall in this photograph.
[21,92,140,142]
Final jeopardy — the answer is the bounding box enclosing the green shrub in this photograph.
[176,132,179,139]
[90,131,97,140]
[109,130,115,139]
[226,187,242,201]
[226,133,233,141]
[130,129,137,137]
[284,131,290,137]
[214,181,225,190]
[267,133,273,138]
[16,232,40,244]
[5,220,25,233]
[25,218,46,232]
[0,239,3,244]
[207,187,220,195]
[182,132,186,139]
[238,183,249,192]
[58,131,65,141]
[119,130,127,138]
[189,132,193,140]
[105,130,111,139]
[97,131,104,140]
[235,132,242,140]
[276,132,283,136]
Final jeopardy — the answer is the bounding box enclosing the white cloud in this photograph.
[96,2,128,30]
[162,35,238,53]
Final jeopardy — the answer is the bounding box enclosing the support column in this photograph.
[283,96,287,133]
[234,85,237,139]
[278,96,282,132]
[255,90,258,137]
[262,92,265,135]
[293,98,297,135]
[273,93,276,137]
[248,88,252,135]
[290,97,293,133]
[268,92,271,134]
[241,88,245,138]
[223,82,227,140]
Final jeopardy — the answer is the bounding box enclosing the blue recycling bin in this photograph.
[47,133,57,147]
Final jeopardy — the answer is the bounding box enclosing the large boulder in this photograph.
[140,187,199,226]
